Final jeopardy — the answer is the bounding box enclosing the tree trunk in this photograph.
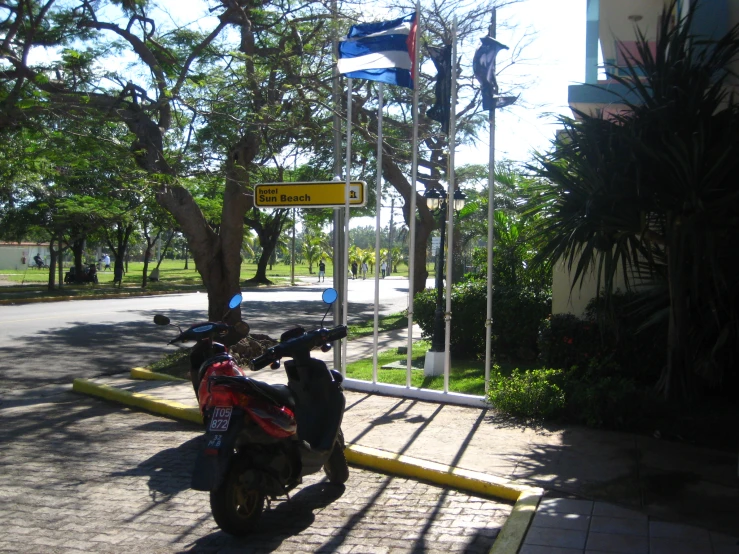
[47,236,57,291]
[382,157,435,296]
[142,235,156,289]
[156,231,175,269]
[244,208,290,285]
[156,132,255,322]
[253,248,271,283]
[72,238,85,278]
[107,223,134,288]
[57,233,64,289]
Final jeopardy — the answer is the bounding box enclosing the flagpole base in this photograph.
[424,350,446,377]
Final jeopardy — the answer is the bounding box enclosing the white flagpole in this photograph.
[342,77,353,376]
[485,9,498,393]
[372,82,384,384]
[406,2,421,387]
[443,17,458,394]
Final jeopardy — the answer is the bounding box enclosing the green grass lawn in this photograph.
[0,258,422,286]
[345,340,488,396]
[346,311,408,340]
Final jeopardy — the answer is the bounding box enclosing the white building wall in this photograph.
[0,244,51,271]
[552,258,632,317]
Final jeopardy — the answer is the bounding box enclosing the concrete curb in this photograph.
[344,443,539,502]
[72,378,202,425]
[489,491,541,554]
[73,376,541,554]
[130,367,186,381]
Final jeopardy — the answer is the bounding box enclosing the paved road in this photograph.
[0,278,415,396]
[0,390,511,553]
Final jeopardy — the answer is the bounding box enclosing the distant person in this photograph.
[318,260,326,283]
[351,261,358,280]
[149,267,160,282]
[102,253,111,271]
[33,253,43,269]
[361,262,368,280]
[380,260,387,279]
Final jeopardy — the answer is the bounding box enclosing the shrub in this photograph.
[487,367,566,419]
[415,279,550,360]
[559,356,647,428]
[537,314,601,370]
[584,291,666,383]
[538,291,666,383]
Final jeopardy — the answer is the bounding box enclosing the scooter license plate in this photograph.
[209,406,232,432]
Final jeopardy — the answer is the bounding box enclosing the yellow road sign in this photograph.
[254,181,367,208]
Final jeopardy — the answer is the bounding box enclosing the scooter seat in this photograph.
[209,375,295,408]
[249,380,295,408]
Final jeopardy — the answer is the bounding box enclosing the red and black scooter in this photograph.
[153,288,348,536]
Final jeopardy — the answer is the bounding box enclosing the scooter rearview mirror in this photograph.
[320,288,338,327]
[228,293,243,309]
[153,314,170,326]
[322,288,338,305]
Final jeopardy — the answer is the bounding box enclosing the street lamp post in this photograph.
[424,186,467,359]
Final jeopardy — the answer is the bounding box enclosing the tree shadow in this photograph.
[111,435,203,512]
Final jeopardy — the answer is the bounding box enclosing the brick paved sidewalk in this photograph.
[0,391,511,554]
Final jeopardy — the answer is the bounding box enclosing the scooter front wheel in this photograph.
[209,466,265,536]
[323,428,349,485]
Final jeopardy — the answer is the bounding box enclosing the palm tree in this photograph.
[389,246,407,273]
[241,231,258,263]
[302,237,322,274]
[529,2,739,399]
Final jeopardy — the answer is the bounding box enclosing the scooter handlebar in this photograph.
[251,325,347,370]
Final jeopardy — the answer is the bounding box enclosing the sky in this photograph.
[152,0,586,166]
[474,0,586,163]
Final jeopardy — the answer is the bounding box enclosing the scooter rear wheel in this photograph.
[209,467,265,536]
[323,428,349,485]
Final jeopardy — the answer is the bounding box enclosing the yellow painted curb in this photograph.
[130,367,186,381]
[72,378,202,425]
[344,443,540,503]
[489,491,541,554]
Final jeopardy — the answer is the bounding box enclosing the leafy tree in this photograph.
[0,0,334,319]
[138,200,177,288]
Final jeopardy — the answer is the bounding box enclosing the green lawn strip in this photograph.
[1,258,438,286]
[345,340,487,396]
[346,311,407,340]
[148,349,192,379]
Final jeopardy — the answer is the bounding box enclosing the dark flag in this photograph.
[426,45,452,134]
[473,36,508,111]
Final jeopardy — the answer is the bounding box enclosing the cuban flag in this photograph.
[338,12,417,89]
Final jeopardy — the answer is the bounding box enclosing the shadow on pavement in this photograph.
[182,482,346,553]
